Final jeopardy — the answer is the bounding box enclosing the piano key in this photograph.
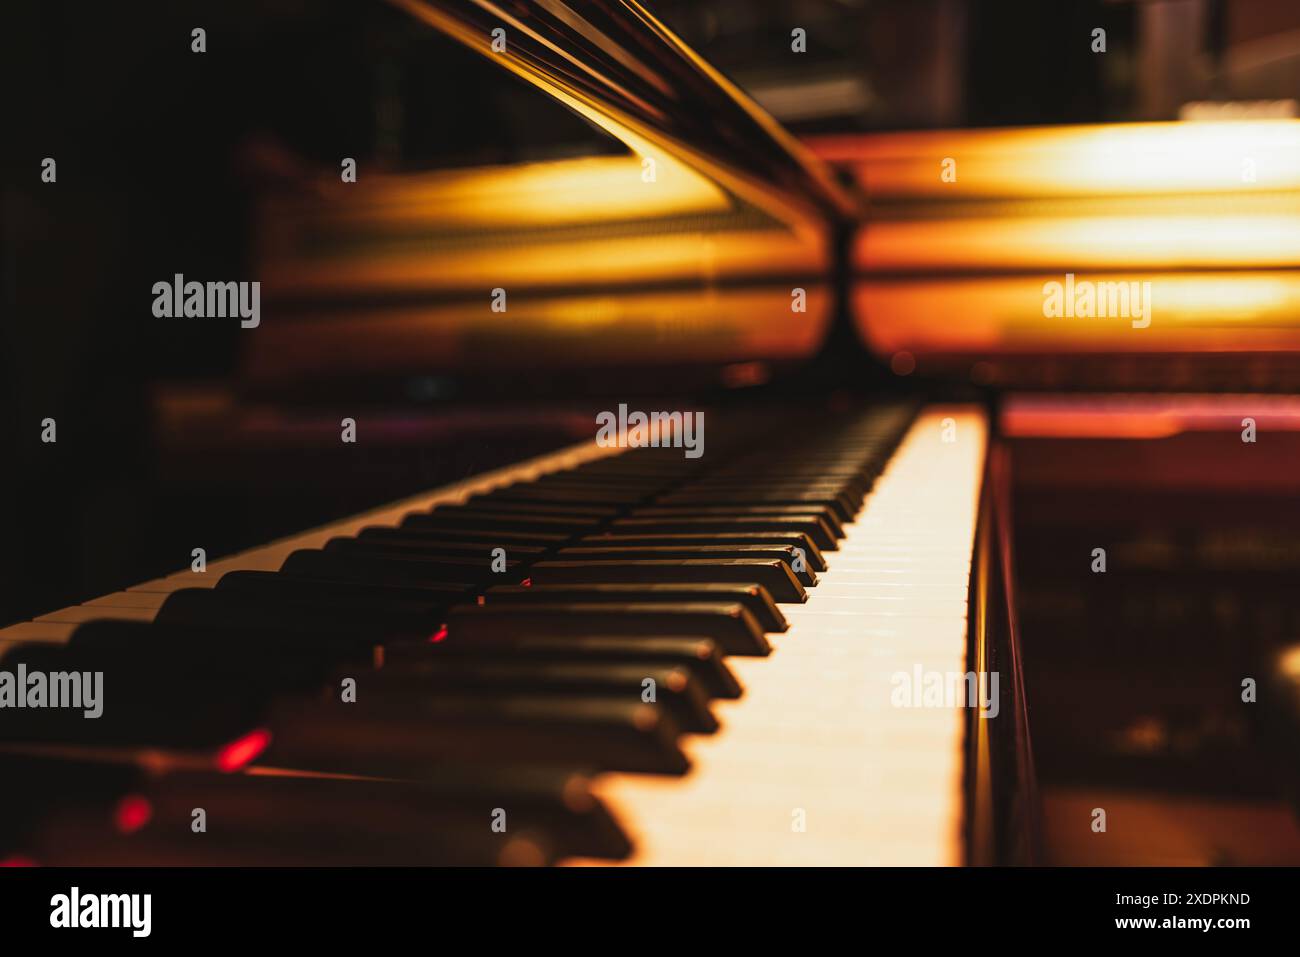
[484,582,788,632]
[608,515,839,550]
[459,498,622,517]
[32,605,157,624]
[367,660,718,732]
[403,510,603,535]
[266,695,691,776]
[529,558,808,603]
[480,486,650,505]
[82,592,177,609]
[445,601,772,656]
[652,492,859,523]
[407,635,742,699]
[627,505,846,538]
[25,768,576,866]
[358,525,569,547]
[279,548,507,588]
[0,644,274,749]
[153,588,445,642]
[0,621,94,644]
[214,569,466,606]
[324,536,548,560]
[422,503,615,523]
[13,748,632,862]
[58,621,378,685]
[569,405,985,865]
[554,545,818,588]
[578,532,828,570]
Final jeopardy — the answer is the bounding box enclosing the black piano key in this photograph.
[30,769,579,865]
[481,486,650,505]
[405,634,742,699]
[0,641,275,749]
[554,545,818,587]
[608,515,838,550]
[652,491,858,522]
[484,582,787,632]
[529,557,809,603]
[578,532,827,571]
[323,536,547,559]
[445,601,771,656]
[628,504,845,535]
[266,694,691,776]
[403,510,602,535]
[367,660,717,733]
[279,548,507,589]
[687,476,869,496]
[155,587,443,642]
[215,569,466,606]
[358,525,569,547]
[460,498,621,517]
[65,619,375,666]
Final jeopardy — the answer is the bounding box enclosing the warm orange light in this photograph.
[812,121,1300,199]
[1001,394,1300,439]
[825,121,1300,362]
[862,210,1300,272]
[306,155,729,231]
[855,272,1300,355]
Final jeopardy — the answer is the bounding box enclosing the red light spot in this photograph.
[216,728,272,773]
[476,595,485,606]
[0,856,35,867]
[521,578,532,587]
[114,794,153,834]
[429,624,449,643]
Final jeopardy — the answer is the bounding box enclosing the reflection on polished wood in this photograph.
[811,122,1300,200]
[855,272,1300,358]
[808,121,1300,384]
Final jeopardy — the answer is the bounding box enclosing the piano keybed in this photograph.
[0,403,986,865]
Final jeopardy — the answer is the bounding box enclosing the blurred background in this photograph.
[3,0,1298,633]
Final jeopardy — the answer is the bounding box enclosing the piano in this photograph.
[2,0,1299,869]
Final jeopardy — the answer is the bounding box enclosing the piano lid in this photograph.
[244,1,857,394]
[386,0,859,227]
[244,0,1300,395]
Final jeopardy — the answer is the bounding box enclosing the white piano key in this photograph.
[569,404,987,866]
[0,621,78,645]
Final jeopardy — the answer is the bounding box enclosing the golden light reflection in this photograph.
[826,120,1300,368]
[812,121,1300,199]
[862,210,1300,272]
[303,154,730,229]
[245,285,831,384]
[855,272,1300,355]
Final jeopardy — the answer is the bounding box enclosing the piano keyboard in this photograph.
[0,402,986,866]
[578,405,986,864]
